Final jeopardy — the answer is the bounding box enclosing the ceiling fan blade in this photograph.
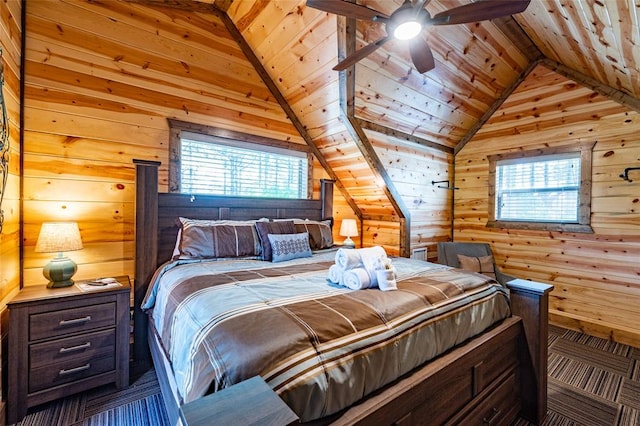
[333,36,392,71]
[409,36,435,73]
[432,0,531,25]
[306,0,389,21]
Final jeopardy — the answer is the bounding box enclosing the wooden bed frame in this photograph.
[133,160,552,425]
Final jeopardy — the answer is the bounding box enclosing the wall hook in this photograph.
[620,167,640,182]
[432,180,459,190]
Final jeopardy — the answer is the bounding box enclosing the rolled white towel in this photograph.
[341,268,372,290]
[328,264,345,284]
[335,246,387,269]
[359,246,388,285]
[335,248,362,270]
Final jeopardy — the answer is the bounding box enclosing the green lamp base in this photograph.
[43,256,77,288]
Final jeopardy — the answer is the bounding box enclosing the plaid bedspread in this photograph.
[142,251,510,422]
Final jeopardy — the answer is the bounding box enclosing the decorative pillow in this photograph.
[268,232,312,263]
[456,254,496,279]
[293,219,333,250]
[175,218,262,259]
[255,221,296,261]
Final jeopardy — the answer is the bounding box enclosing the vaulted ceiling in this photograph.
[137,0,640,253]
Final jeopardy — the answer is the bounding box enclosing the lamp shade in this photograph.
[35,222,83,288]
[339,219,358,248]
[35,222,83,253]
[339,219,358,237]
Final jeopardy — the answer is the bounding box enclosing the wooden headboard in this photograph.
[132,159,334,361]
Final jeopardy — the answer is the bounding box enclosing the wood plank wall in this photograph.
[367,131,452,259]
[0,0,22,303]
[21,0,349,285]
[455,64,640,347]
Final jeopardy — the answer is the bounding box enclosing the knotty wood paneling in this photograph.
[517,0,640,99]
[21,0,347,284]
[455,64,640,347]
[367,130,452,260]
[0,0,21,304]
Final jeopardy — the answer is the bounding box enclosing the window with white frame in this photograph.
[169,120,311,199]
[487,143,594,233]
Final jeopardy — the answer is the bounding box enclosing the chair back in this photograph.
[437,242,494,267]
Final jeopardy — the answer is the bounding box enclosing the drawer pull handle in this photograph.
[59,363,91,376]
[483,408,501,424]
[59,316,91,326]
[59,342,91,353]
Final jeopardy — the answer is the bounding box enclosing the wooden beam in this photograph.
[126,0,218,13]
[356,119,453,154]
[454,58,541,156]
[493,16,544,63]
[540,58,640,114]
[130,0,231,13]
[212,0,233,13]
[338,15,411,257]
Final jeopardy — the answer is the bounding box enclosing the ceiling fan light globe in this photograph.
[393,21,422,40]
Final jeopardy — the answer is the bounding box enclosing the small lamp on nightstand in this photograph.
[339,218,358,248]
[35,222,83,288]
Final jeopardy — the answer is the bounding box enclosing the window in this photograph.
[487,143,594,233]
[169,120,311,199]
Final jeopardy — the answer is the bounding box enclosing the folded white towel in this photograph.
[376,269,397,291]
[328,264,344,284]
[341,267,373,290]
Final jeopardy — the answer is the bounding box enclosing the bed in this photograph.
[133,159,552,425]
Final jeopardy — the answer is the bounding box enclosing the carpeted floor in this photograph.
[12,325,640,426]
[12,366,170,426]
[513,325,640,426]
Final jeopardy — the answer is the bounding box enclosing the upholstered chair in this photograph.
[437,242,516,286]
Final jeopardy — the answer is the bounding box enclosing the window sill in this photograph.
[486,220,594,233]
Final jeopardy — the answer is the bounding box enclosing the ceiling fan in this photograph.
[306,0,531,73]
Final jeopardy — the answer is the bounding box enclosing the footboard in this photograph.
[330,316,524,425]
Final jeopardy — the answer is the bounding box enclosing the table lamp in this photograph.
[35,222,83,288]
[339,218,358,248]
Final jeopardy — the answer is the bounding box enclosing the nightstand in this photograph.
[7,276,131,424]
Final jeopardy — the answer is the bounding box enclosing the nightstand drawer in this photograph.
[29,352,116,393]
[29,329,116,369]
[29,302,117,340]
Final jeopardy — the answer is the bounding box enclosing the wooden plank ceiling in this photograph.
[135,0,640,241]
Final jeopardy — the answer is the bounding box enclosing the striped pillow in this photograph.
[176,218,262,259]
[293,219,333,250]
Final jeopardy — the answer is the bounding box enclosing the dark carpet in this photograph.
[513,325,640,426]
[12,325,640,425]
[12,366,170,426]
